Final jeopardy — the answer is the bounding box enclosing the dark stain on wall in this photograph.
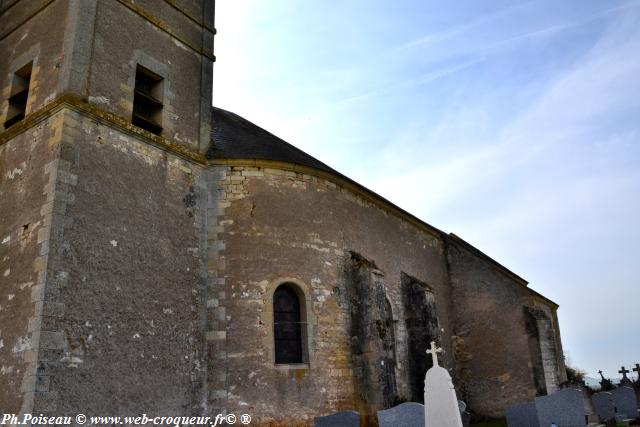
[524,307,547,396]
[402,272,439,403]
[183,185,197,217]
[344,251,397,424]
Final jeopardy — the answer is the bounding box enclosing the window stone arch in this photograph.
[273,284,303,363]
[263,278,315,366]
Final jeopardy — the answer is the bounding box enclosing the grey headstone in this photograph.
[611,386,638,419]
[506,402,539,427]
[460,410,471,427]
[592,392,616,421]
[575,384,595,416]
[535,388,586,427]
[314,410,360,427]
[377,402,425,427]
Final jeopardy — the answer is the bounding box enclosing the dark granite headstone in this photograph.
[314,410,360,427]
[377,402,424,427]
[611,386,638,419]
[535,388,586,427]
[506,402,539,427]
[592,392,616,421]
[599,370,614,391]
[619,366,634,387]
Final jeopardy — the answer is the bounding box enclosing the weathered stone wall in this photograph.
[210,164,452,426]
[550,309,567,385]
[0,112,63,413]
[0,118,568,423]
[1,0,214,149]
[87,0,214,152]
[0,0,68,132]
[446,236,564,418]
[31,110,209,415]
[345,252,397,424]
[526,303,567,394]
[1,0,215,416]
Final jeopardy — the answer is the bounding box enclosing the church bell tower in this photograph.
[1,0,215,416]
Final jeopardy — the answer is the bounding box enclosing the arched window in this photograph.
[273,284,303,364]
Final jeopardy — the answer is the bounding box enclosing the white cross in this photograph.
[426,341,443,367]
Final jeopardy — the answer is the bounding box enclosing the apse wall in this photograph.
[208,163,454,425]
[208,162,565,425]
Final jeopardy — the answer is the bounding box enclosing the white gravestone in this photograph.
[424,341,463,427]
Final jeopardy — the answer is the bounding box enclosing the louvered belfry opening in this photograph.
[132,65,163,135]
[273,285,303,364]
[4,62,33,129]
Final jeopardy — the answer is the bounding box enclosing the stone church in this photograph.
[0,0,567,425]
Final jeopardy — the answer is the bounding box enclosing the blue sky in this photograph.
[214,0,640,380]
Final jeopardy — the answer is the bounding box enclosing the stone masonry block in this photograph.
[33,256,46,273]
[28,315,42,333]
[39,240,50,256]
[23,349,39,365]
[40,201,54,216]
[206,331,226,341]
[38,331,64,350]
[20,374,36,394]
[56,170,78,186]
[42,302,65,318]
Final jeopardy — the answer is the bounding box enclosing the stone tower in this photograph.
[0,0,215,415]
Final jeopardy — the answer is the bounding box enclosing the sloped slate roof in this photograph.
[206,105,445,235]
[207,106,338,175]
[206,106,553,301]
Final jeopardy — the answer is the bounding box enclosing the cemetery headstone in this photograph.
[535,388,586,427]
[619,366,634,387]
[314,410,360,427]
[633,364,640,385]
[377,402,424,427]
[610,386,638,419]
[599,370,614,391]
[458,400,471,427]
[424,341,463,427]
[506,402,538,427]
[592,392,616,421]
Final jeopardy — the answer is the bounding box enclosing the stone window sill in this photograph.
[274,363,310,370]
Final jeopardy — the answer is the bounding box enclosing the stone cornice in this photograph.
[0,93,207,165]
